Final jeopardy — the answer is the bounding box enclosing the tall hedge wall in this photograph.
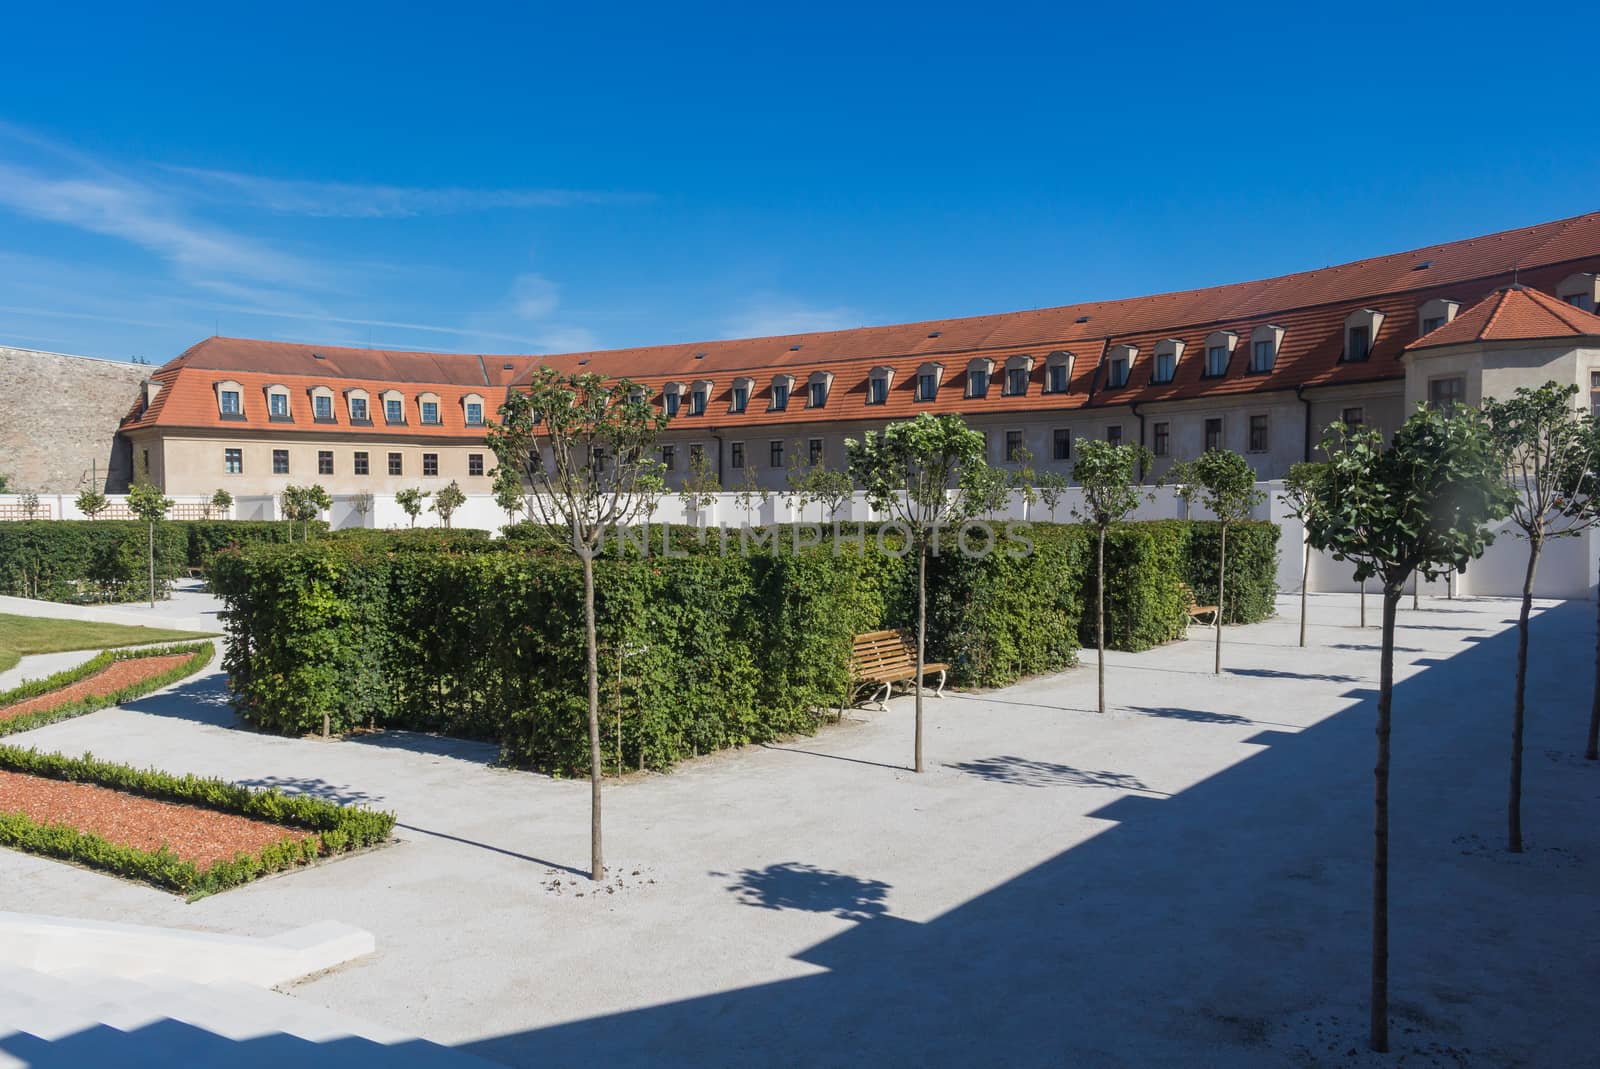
[0,520,315,602]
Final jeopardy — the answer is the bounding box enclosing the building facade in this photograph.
[112,212,1600,498]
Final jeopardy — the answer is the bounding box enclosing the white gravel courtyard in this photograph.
[1,592,1593,1067]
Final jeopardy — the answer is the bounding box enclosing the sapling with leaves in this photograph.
[486,367,667,880]
[75,489,109,520]
[1170,449,1265,674]
[678,448,720,525]
[431,480,467,529]
[395,487,429,528]
[1072,438,1152,714]
[19,492,40,520]
[1482,383,1600,851]
[1038,469,1069,523]
[805,463,854,526]
[209,488,233,520]
[847,413,994,773]
[1008,445,1039,521]
[491,462,525,529]
[1307,405,1511,1054]
[1280,461,1329,648]
[732,464,768,523]
[784,441,816,521]
[126,481,172,608]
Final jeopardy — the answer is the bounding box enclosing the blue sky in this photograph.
[2,3,1594,366]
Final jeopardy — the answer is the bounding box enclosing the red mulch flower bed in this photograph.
[0,770,314,870]
[0,654,192,722]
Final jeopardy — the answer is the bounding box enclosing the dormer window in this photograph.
[1202,331,1238,378]
[1556,273,1599,312]
[1417,297,1460,337]
[1342,309,1383,363]
[349,394,370,423]
[771,376,792,412]
[807,371,833,409]
[463,393,485,426]
[1248,325,1284,372]
[313,394,334,421]
[1103,345,1136,389]
[966,358,994,399]
[385,398,403,423]
[1045,351,1073,394]
[867,367,894,405]
[268,393,289,419]
[1152,339,1184,385]
[730,378,752,414]
[689,381,712,416]
[1003,355,1033,397]
[419,393,442,425]
[220,389,242,416]
[916,363,943,402]
[663,382,684,417]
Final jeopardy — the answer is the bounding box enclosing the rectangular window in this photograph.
[1052,428,1071,461]
[1106,359,1129,388]
[423,453,439,477]
[1421,316,1445,335]
[269,393,289,418]
[468,453,484,476]
[1048,364,1069,393]
[968,369,990,399]
[1428,376,1465,413]
[220,390,242,415]
[224,448,242,474]
[1153,352,1175,384]
[1346,326,1370,362]
[1204,417,1223,452]
[665,392,681,417]
[1250,340,1275,372]
[313,394,333,421]
[868,377,888,404]
[1005,368,1027,396]
[690,390,707,416]
[808,382,827,408]
[1342,406,1365,428]
[731,386,749,413]
[1105,425,1123,445]
[730,442,745,469]
[769,440,783,468]
[772,383,789,411]
[318,450,334,475]
[808,438,823,465]
[421,400,440,424]
[388,452,403,476]
[354,451,369,476]
[1248,414,1269,453]
[351,397,370,422]
[1591,372,1600,421]
[466,401,484,425]
[1004,430,1024,462]
[384,398,404,423]
[1205,345,1228,377]
[1153,422,1170,456]
[917,373,938,401]
[661,444,676,471]
[688,443,704,467]
[272,449,289,475]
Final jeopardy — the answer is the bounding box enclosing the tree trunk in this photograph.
[1097,525,1106,714]
[1213,523,1226,675]
[1299,533,1310,648]
[322,711,330,739]
[583,551,604,880]
[1509,539,1542,853]
[1360,578,1367,628]
[914,542,927,773]
[1588,576,1600,762]
[147,519,155,608]
[1370,581,1401,1053]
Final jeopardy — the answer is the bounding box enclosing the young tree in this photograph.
[209,488,234,519]
[848,413,995,773]
[19,492,40,520]
[280,484,332,540]
[1280,461,1329,648]
[1482,383,1600,851]
[491,462,525,529]
[486,367,667,880]
[395,487,429,528]
[350,491,375,527]
[431,480,467,529]
[678,447,720,525]
[1170,449,1265,674]
[127,481,173,608]
[1072,439,1151,714]
[1008,445,1039,521]
[1307,406,1512,1054]
[1038,469,1069,523]
[784,440,815,521]
[805,464,854,526]
[732,464,768,523]
[75,489,109,520]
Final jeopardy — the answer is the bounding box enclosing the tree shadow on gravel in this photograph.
[946,755,1165,794]
[234,775,384,807]
[717,862,891,922]
[1227,667,1366,684]
[118,673,243,729]
[1126,706,1254,726]
[344,730,499,766]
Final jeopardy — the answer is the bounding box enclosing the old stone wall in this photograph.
[0,346,148,492]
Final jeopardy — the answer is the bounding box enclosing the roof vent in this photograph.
[502,363,514,370]
[1413,259,1434,270]
[927,331,942,338]
[578,359,589,366]
[312,351,325,360]
[1076,315,1091,323]
[789,345,802,351]
[694,352,707,359]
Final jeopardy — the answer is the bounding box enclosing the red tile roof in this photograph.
[1406,285,1600,350]
[122,210,1600,435]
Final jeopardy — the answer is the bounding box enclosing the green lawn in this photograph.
[0,613,217,674]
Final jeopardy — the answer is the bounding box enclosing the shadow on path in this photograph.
[945,755,1166,794]
[717,862,890,922]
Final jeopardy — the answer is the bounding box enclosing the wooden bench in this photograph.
[845,629,949,711]
[1181,582,1218,627]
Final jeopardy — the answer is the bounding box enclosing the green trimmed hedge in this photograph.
[0,642,215,737]
[0,745,393,898]
[0,521,313,602]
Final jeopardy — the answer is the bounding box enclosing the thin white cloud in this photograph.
[720,295,863,339]
[164,166,651,219]
[509,273,561,320]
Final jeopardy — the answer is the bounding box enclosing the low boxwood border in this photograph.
[0,642,216,738]
[0,746,395,899]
